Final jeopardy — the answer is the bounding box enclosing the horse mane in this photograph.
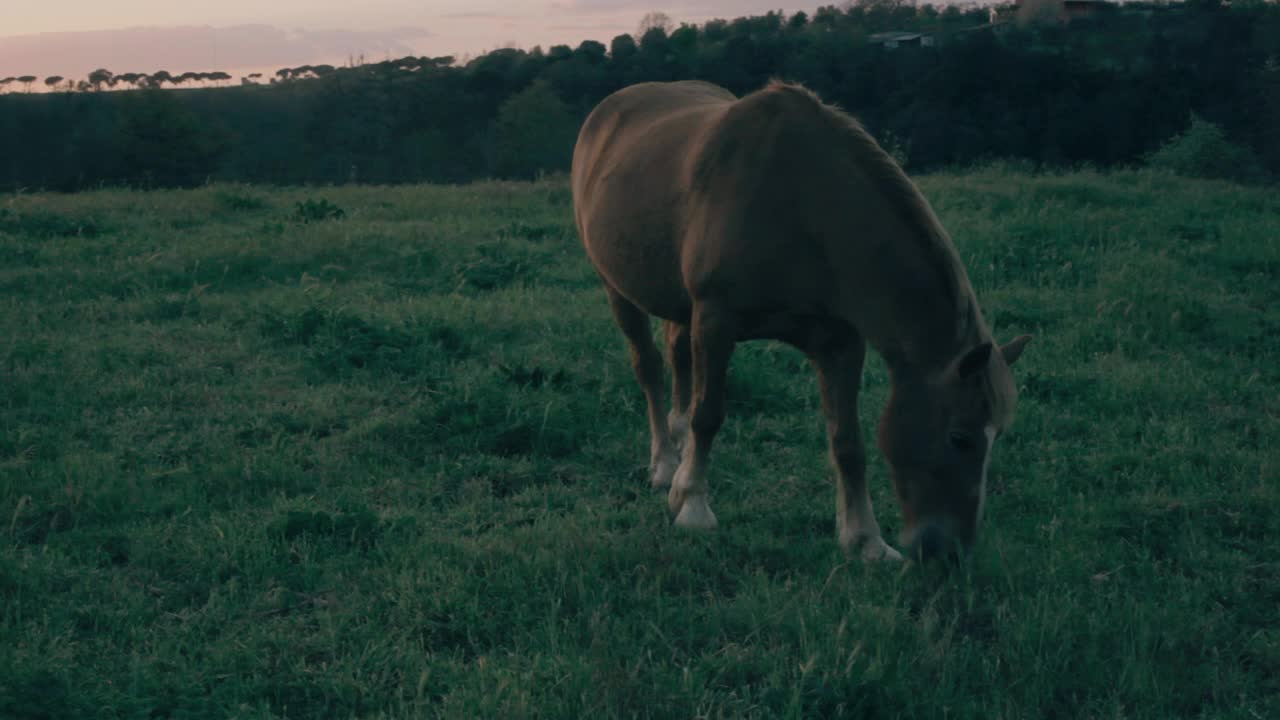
[757,79,989,364]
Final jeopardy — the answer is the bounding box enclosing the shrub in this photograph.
[293,198,345,223]
[1147,113,1265,183]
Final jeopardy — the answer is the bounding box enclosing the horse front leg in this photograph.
[668,302,736,530]
[809,335,903,562]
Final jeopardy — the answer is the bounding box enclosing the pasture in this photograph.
[1,169,1277,718]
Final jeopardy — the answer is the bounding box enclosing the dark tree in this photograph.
[115,73,143,89]
[636,11,674,39]
[489,79,577,178]
[576,40,606,63]
[117,89,230,186]
[609,34,638,63]
[88,68,113,90]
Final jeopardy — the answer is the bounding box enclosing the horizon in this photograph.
[0,1,846,85]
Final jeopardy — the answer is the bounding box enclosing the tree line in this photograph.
[0,64,368,93]
[1,0,1277,192]
[0,70,236,93]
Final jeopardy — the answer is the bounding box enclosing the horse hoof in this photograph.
[860,536,904,562]
[674,495,718,530]
[843,534,903,562]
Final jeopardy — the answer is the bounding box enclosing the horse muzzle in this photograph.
[902,520,972,563]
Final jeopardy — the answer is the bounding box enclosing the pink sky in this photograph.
[1,1,836,83]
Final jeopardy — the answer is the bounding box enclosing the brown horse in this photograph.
[571,80,1031,561]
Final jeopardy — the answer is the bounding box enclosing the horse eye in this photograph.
[948,432,975,452]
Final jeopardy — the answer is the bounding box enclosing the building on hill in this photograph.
[1062,0,1106,20]
[868,31,936,49]
[990,3,1018,25]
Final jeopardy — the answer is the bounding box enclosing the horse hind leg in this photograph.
[663,320,691,454]
[605,288,680,490]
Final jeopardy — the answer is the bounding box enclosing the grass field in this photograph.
[1,169,1278,719]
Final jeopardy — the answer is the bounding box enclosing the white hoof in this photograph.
[673,495,718,530]
[845,534,903,563]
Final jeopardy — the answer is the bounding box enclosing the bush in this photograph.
[1147,113,1265,183]
[293,198,345,222]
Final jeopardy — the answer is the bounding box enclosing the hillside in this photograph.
[2,169,1277,717]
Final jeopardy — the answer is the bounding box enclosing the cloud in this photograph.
[552,0,829,14]
[549,0,644,8]
[0,24,433,78]
[439,12,513,20]
[546,24,632,32]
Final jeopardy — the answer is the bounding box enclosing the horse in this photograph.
[570,80,1031,561]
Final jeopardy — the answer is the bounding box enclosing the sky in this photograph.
[1,1,836,83]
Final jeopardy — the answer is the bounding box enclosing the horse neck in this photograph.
[872,280,989,380]
[811,159,987,374]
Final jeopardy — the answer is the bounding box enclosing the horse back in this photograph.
[573,80,970,359]
[571,82,736,322]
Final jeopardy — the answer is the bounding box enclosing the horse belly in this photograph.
[583,223,691,323]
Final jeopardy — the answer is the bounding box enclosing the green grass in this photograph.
[1,169,1277,719]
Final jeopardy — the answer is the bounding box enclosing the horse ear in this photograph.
[1000,334,1032,366]
[956,342,992,379]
